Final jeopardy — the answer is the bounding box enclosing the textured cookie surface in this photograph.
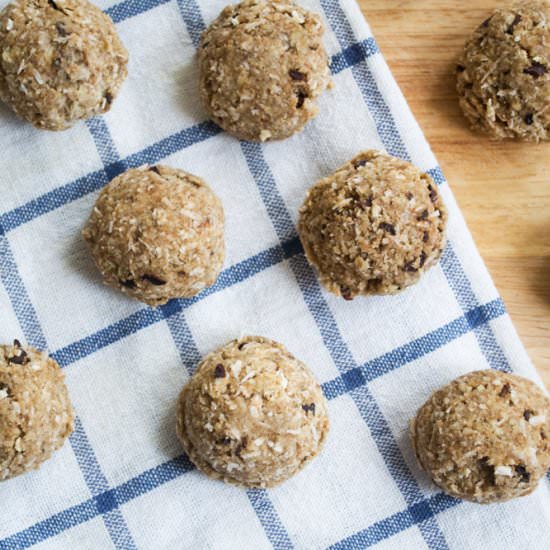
[411,369,550,503]
[199,0,331,141]
[0,341,74,481]
[457,1,550,141]
[176,336,329,488]
[83,165,225,306]
[0,0,128,130]
[298,150,447,299]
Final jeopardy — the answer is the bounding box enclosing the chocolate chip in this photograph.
[524,113,534,125]
[507,14,522,34]
[149,166,161,175]
[53,57,62,68]
[423,231,429,243]
[524,62,547,79]
[218,437,231,445]
[142,274,166,286]
[296,90,307,108]
[419,251,427,267]
[403,262,417,272]
[13,339,21,348]
[340,287,353,301]
[478,457,496,485]
[289,69,306,81]
[55,21,67,36]
[48,0,62,11]
[236,436,248,457]
[120,279,136,289]
[541,430,547,440]
[214,364,226,378]
[353,159,369,169]
[481,16,492,28]
[456,65,466,73]
[427,184,438,204]
[361,197,373,208]
[515,464,530,483]
[523,409,534,421]
[499,383,511,397]
[406,192,414,200]
[104,92,113,105]
[379,222,396,235]
[302,403,316,415]
[417,209,429,221]
[9,349,28,365]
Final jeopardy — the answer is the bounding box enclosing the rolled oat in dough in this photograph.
[457,1,550,141]
[176,336,330,488]
[298,150,447,300]
[0,340,74,481]
[0,0,128,130]
[411,369,550,503]
[198,0,332,142]
[82,165,225,307]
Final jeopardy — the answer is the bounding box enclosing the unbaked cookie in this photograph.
[0,0,128,130]
[457,1,550,141]
[411,369,550,503]
[298,150,447,300]
[0,340,74,481]
[198,0,332,141]
[176,336,329,488]
[82,165,225,306]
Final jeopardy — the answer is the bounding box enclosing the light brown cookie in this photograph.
[82,165,225,306]
[0,340,74,481]
[0,0,128,130]
[457,1,550,141]
[411,369,550,503]
[176,336,330,488]
[298,150,447,300]
[198,0,332,141]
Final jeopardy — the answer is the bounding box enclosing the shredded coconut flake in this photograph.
[529,415,546,426]
[494,465,513,477]
[33,70,44,85]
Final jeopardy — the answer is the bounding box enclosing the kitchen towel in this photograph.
[0,0,548,548]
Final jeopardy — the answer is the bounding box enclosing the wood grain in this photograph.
[358,1,550,388]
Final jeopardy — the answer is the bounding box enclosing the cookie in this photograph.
[82,165,225,306]
[0,0,128,130]
[411,369,550,503]
[457,1,550,141]
[298,150,447,300]
[176,336,329,488]
[0,340,74,481]
[198,0,332,141]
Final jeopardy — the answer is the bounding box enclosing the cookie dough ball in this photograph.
[199,0,332,142]
[298,150,447,300]
[411,370,550,503]
[1,340,74,481]
[176,336,329,488]
[0,0,128,130]
[83,165,225,306]
[457,1,550,141]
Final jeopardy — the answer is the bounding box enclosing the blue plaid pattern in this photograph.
[0,0,548,548]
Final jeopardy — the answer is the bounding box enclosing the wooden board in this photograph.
[359,0,550,388]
